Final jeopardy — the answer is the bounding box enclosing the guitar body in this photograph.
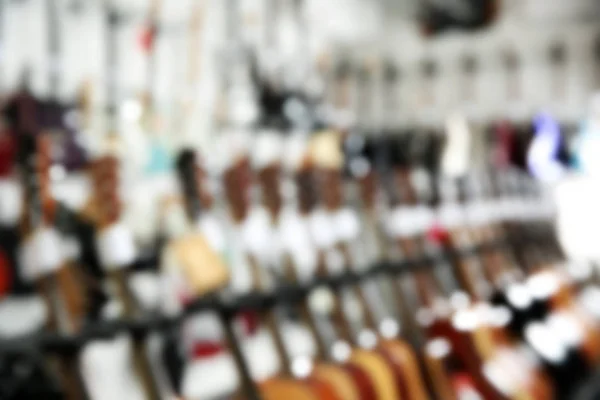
[349,348,400,400]
[343,363,378,400]
[259,377,321,400]
[423,349,455,400]
[522,368,554,400]
[423,338,492,400]
[312,364,361,400]
[378,338,429,400]
[305,376,344,400]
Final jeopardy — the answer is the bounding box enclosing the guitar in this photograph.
[349,135,439,400]
[321,118,433,400]
[288,158,379,400]
[90,155,162,400]
[309,130,417,400]
[253,130,384,400]
[162,148,252,398]
[17,134,90,400]
[374,125,554,399]
[222,149,330,400]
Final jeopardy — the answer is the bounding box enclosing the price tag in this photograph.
[387,206,435,238]
[465,201,493,227]
[0,180,21,226]
[18,239,37,282]
[242,208,273,257]
[242,207,283,268]
[309,209,337,249]
[252,129,283,169]
[96,223,137,270]
[437,203,465,229]
[333,208,361,242]
[32,227,64,275]
[280,211,318,281]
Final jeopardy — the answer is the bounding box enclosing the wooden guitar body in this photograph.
[305,376,345,400]
[312,364,361,400]
[349,348,401,400]
[423,346,455,400]
[342,362,378,400]
[259,377,322,400]
[259,373,351,400]
[423,337,484,400]
[378,338,429,400]
[312,360,379,400]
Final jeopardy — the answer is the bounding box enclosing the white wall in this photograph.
[1,0,599,136]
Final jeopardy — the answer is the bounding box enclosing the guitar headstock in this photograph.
[254,132,285,218]
[309,131,344,211]
[257,164,282,219]
[344,134,377,210]
[176,149,212,222]
[442,112,472,180]
[19,134,57,231]
[286,134,318,215]
[295,163,318,216]
[6,70,39,136]
[89,156,121,229]
[223,157,253,223]
[492,121,516,170]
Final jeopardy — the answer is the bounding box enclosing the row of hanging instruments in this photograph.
[2,0,600,400]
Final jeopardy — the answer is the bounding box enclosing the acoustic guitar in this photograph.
[320,131,433,400]
[292,162,379,400]
[372,128,554,399]
[90,155,162,400]
[309,130,424,400]
[17,134,90,400]
[348,135,440,400]
[412,129,560,399]
[222,153,333,400]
